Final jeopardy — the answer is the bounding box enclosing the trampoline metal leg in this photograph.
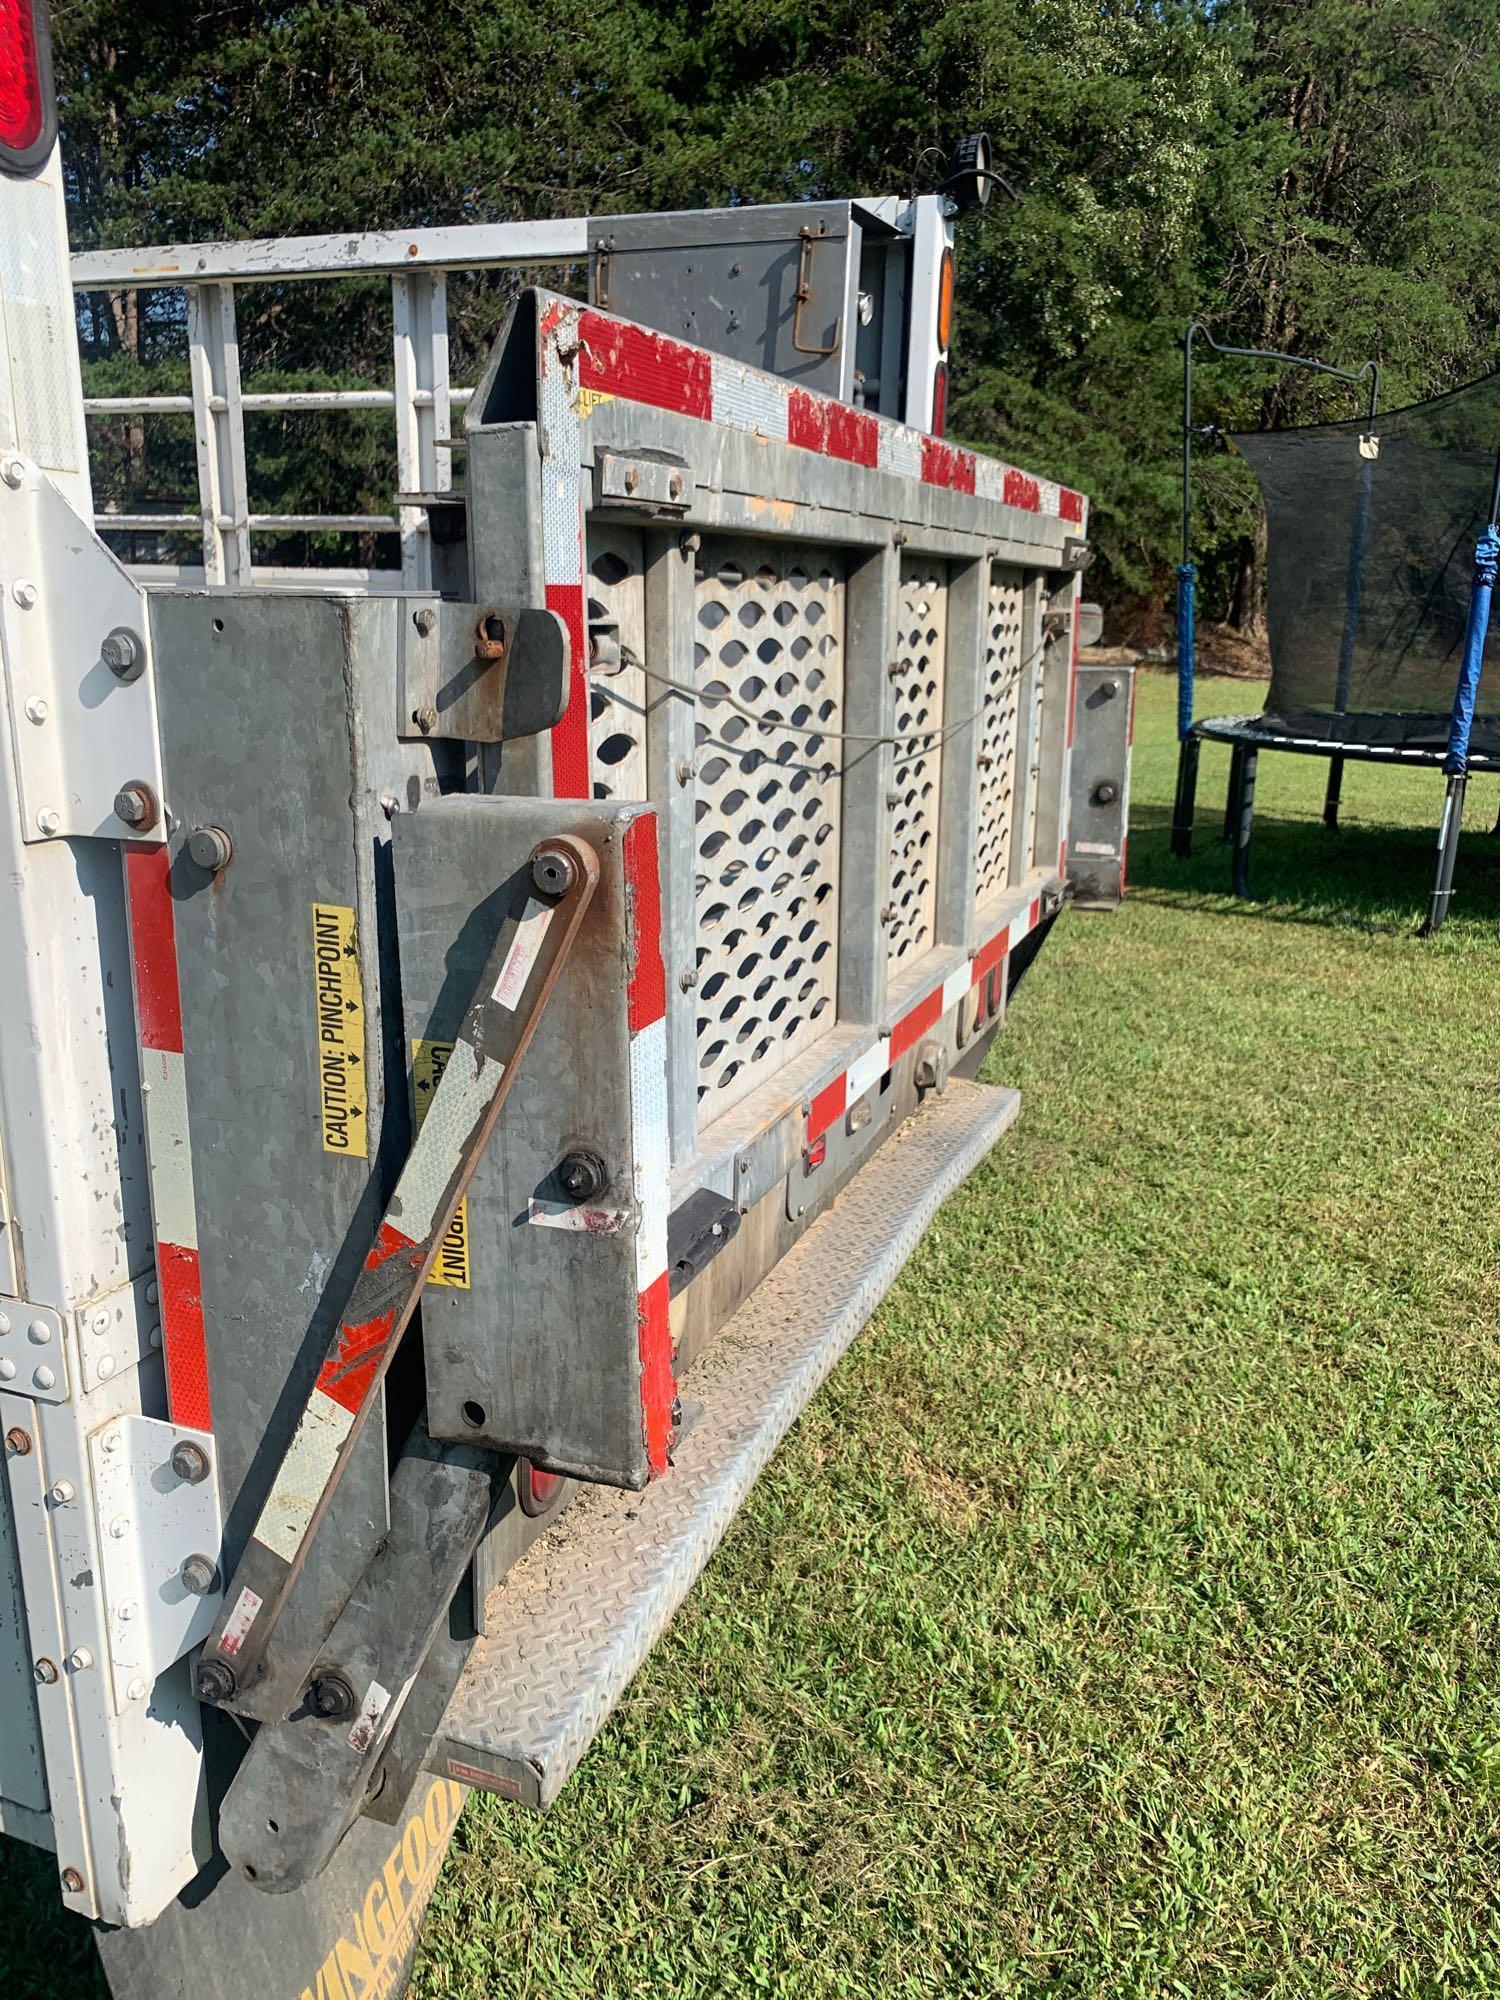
[1322,754,1344,832]
[1231,747,1258,901]
[1221,743,1245,844]
[1171,734,1200,858]
[1422,773,1467,935]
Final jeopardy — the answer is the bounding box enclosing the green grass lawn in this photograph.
[6,670,1500,1998]
[416,671,1500,1998]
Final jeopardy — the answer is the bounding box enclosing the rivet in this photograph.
[0,1359,15,1381]
[109,1515,129,1539]
[28,1318,51,1344]
[24,696,48,724]
[145,1280,159,1307]
[32,1366,55,1391]
[102,1432,120,1455]
[36,808,60,836]
[97,1354,116,1379]
[11,578,38,609]
[119,1600,138,1622]
[0,1312,9,1335]
[148,1326,162,1351]
[91,1310,110,1334]
[126,1677,148,1703]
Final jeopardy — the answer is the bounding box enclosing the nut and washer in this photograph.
[33,1658,57,1685]
[531,845,577,898]
[309,1671,357,1720]
[179,1553,219,1597]
[100,626,146,682]
[557,1150,607,1204]
[5,1427,32,1456]
[60,1867,85,1895]
[196,1659,236,1704]
[114,781,160,831]
[170,1440,212,1484]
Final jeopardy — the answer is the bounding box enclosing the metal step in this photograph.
[428,1076,1022,1808]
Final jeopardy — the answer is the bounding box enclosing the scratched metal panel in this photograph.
[393,795,657,1488]
[145,591,448,1718]
[887,558,948,971]
[973,565,1027,908]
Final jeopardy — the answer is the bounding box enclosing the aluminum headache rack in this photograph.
[3,141,1136,2000]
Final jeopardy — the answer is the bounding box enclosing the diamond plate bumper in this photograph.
[428,1075,1021,1807]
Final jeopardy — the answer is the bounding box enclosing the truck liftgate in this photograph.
[0,12,1135,1994]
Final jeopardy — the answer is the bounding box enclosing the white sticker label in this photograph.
[220,1585,263,1656]
[492,899,552,1011]
[348,1679,392,1755]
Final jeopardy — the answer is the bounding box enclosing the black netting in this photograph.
[1229,371,1500,754]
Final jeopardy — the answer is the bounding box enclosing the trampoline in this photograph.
[1170,325,1500,929]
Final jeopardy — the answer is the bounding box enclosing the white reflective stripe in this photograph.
[877,424,923,481]
[391,1036,501,1245]
[539,307,583,586]
[972,458,1004,503]
[250,1388,354,1563]
[139,1045,198,1252]
[846,1036,890,1101]
[1037,480,1060,516]
[942,963,972,1012]
[527,1199,630,1233]
[218,1584,263,1657]
[710,353,790,442]
[629,1014,669,1290]
[1011,904,1033,946]
[491,897,551,1010]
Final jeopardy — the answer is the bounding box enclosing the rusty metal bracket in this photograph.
[193,833,599,1711]
[398,600,570,744]
[791,224,842,358]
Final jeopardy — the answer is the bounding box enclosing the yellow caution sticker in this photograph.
[312,903,368,1158]
[576,385,615,418]
[411,1040,471,1288]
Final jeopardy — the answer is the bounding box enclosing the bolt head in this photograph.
[119,1600,138,1622]
[1,454,26,488]
[113,783,157,830]
[5,1426,31,1455]
[100,626,145,681]
[33,1657,57,1685]
[531,845,577,898]
[148,1326,162,1350]
[413,705,438,734]
[67,1647,93,1672]
[413,606,437,637]
[196,1659,236,1704]
[48,1480,75,1506]
[678,966,698,992]
[0,1312,8,1334]
[145,1280,159,1306]
[60,1867,84,1895]
[557,1150,607,1204]
[12,578,38,610]
[170,1440,211,1485]
[309,1672,356,1720]
[179,1554,219,1597]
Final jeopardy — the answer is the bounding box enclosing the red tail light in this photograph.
[931,362,949,437]
[519,1460,565,1517]
[0,0,55,173]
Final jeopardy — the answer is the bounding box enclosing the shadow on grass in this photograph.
[1125,800,1500,935]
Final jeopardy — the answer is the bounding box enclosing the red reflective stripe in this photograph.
[1120,834,1129,893]
[787,390,879,468]
[363,1217,416,1271]
[157,1242,211,1431]
[622,814,666,1033]
[889,987,943,1066]
[1003,468,1040,512]
[316,1221,418,1414]
[807,1073,847,1144]
[636,1270,675,1478]
[972,925,1009,986]
[1059,839,1068,875]
[1058,488,1085,524]
[545,581,589,799]
[0,0,46,154]
[578,310,712,420]
[124,844,184,1052]
[920,436,976,494]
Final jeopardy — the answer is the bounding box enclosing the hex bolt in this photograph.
[24,696,47,724]
[6,1427,32,1456]
[60,1868,84,1895]
[1092,781,1119,806]
[67,1647,94,1673]
[412,605,437,637]
[11,578,38,609]
[309,1671,357,1720]
[679,530,701,557]
[557,1150,607,1204]
[675,756,695,786]
[1,454,25,488]
[100,626,146,682]
[196,1659,236,1704]
[35,808,59,837]
[668,473,684,500]
[187,824,233,874]
[679,966,698,992]
[531,845,577,898]
[114,781,160,831]
[33,1658,57,1685]
[171,1440,211,1485]
[413,705,437,735]
[179,1554,219,1597]
[879,904,893,926]
[48,1480,75,1506]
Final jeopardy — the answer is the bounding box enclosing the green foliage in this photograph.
[51,0,1500,614]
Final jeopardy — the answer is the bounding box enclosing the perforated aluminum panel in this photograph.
[693,539,844,1124]
[973,565,1026,907]
[887,560,948,972]
[586,527,648,803]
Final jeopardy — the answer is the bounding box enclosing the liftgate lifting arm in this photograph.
[196,836,599,1706]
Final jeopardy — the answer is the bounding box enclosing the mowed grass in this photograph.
[416,672,1500,1998]
[5,670,1500,1997]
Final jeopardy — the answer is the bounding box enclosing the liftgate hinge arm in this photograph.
[195,835,600,1706]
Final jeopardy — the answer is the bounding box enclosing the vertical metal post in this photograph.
[185,281,251,586]
[1008,574,1046,887]
[1323,754,1345,831]
[393,272,452,590]
[1231,746,1258,900]
[643,529,699,1166]
[901,195,951,433]
[1171,734,1200,858]
[1423,492,1500,935]
[1221,741,1245,842]
[838,543,897,1026]
[933,556,985,945]
[1031,593,1072,879]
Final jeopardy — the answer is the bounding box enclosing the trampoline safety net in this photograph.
[1232,370,1500,755]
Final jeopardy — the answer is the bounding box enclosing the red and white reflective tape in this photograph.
[537,297,590,801]
[622,811,675,1477]
[123,846,213,1433]
[806,896,1042,1146]
[538,299,1086,530]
